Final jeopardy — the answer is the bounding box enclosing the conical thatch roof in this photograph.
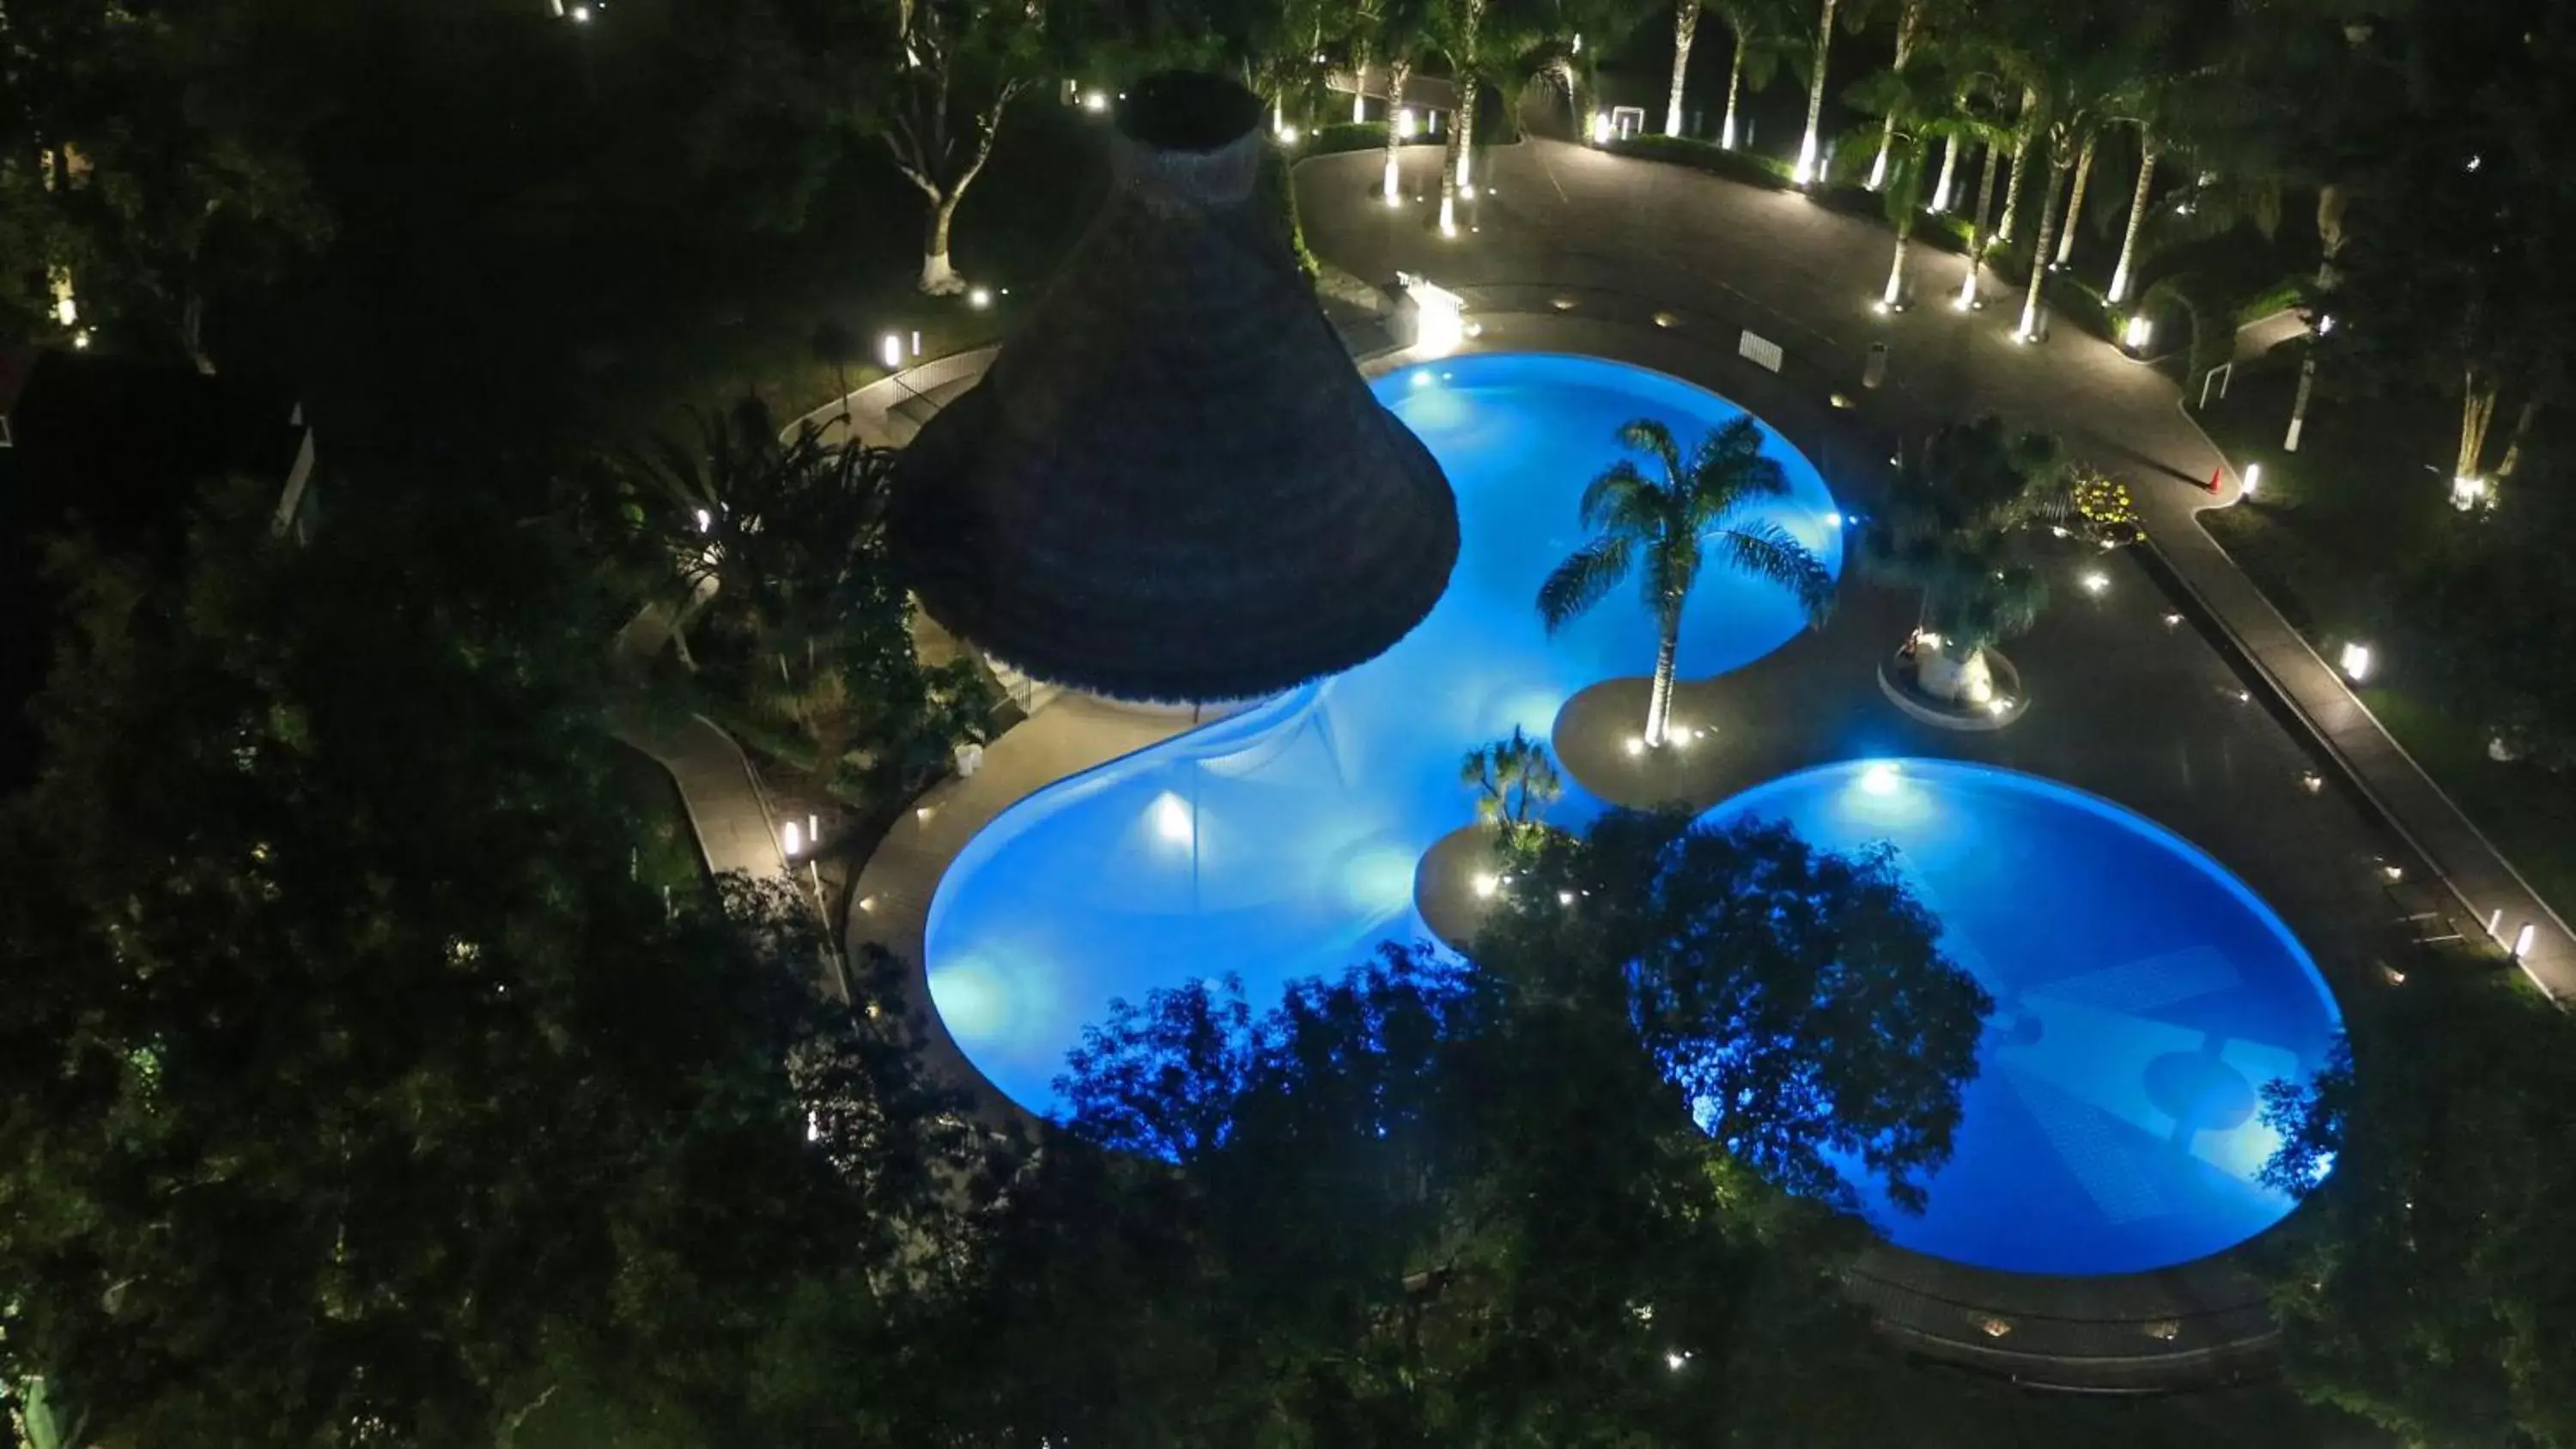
[889,71,1459,704]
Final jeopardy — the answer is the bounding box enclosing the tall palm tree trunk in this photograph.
[1884,221,1913,308]
[1645,615,1682,745]
[1867,0,1920,191]
[2286,350,2318,451]
[1353,44,1372,123]
[1996,88,2035,245]
[1382,58,1413,203]
[1440,64,1480,233]
[2105,130,2156,304]
[1929,134,1960,211]
[1795,0,1837,183]
[2017,143,2070,340]
[1722,33,1747,148]
[2053,133,2096,266]
[1668,0,1701,136]
[1955,133,2000,309]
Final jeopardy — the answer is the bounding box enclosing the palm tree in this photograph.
[1365,0,1438,203]
[2104,124,2160,304]
[1537,417,1836,748]
[2052,131,2098,266]
[1666,0,1703,136]
[1953,79,2006,309]
[1862,417,2069,708]
[1792,0,1838,183]
[1863,0,1924,191]
[1432,0,1490,234]
[1851,46,1994,311]
[1712,0,1800,149]
[1461,726,1564,850]
[1874,133,1929,310]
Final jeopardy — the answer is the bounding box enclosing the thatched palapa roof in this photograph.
[888,71,1460,704]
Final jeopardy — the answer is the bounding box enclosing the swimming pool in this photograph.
[922,352,1843,1113]
[919,352,2339,1279]
[1707,760,2342,1276]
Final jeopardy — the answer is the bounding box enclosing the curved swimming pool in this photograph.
[923,353,1843,1113]
[918,351,2340,1280]
[1706,760,2342,1276]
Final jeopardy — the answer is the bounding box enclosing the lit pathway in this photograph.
[611,706,792,881]
[1293,136,2573,998]
[608,603,792,885]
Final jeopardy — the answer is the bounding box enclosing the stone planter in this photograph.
[1879,646,2027,731]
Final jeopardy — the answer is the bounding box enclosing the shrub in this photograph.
[1306,121,1395,157]
[1600,133,1792,191]
[1256,142,1319,280]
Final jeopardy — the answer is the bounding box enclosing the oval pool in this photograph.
[1706,759,2343,1276]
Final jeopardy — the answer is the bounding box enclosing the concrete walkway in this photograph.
[611,704,791,882]
[1292,137,2572,998]
[787,347,1000,450]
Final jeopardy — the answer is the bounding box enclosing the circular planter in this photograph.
[1878,646,2027,731]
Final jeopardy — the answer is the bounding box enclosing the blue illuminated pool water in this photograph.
[925,353,1842,1107]
[1707,760,2342,1276]
[922,353,2338,1278]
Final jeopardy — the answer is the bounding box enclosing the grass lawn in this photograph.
[2195,347,2576,923]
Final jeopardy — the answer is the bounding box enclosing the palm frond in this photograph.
[1690,416,1789,519]
[1577,458,1656,534]
[1537,536,1636,633]
[1617,418,1686,490]
[1718,521,1837,625]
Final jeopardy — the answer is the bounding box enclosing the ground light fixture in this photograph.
[1591,112,1613,144]
[2080,570,2111,595]
[1083,90,1108,112]
[2123,314,2154,352]
[2242,463,2263,498]
[781,822,803,858]
[1395,107,1418,139]
[2339,641,2372,683]
[879,332,903,368]
[2515,922,2537,961]
[968,287,992,309]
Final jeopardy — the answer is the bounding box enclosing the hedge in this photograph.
[1599,133,1794,192]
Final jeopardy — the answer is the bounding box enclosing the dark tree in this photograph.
[2258,970,2576,1448]
[1479,809,1995,1212]
[0,484,988,1446]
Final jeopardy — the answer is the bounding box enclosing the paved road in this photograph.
[1297,137,2573,997]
